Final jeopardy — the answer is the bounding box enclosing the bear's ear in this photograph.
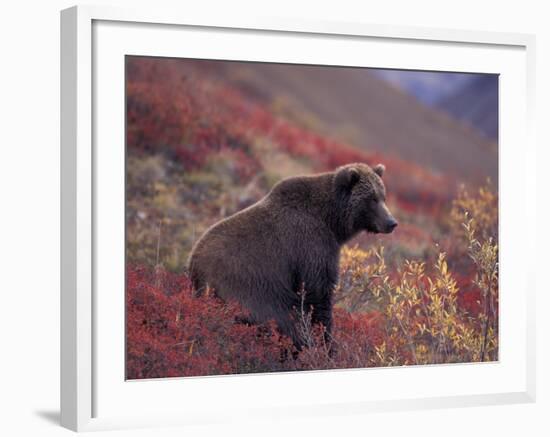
[335,167,361,191]
[373,163,385,177]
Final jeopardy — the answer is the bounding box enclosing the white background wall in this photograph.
[0,1,546,435]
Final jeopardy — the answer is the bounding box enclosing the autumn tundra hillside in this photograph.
[202,60,497,183]
[125,56,498,378]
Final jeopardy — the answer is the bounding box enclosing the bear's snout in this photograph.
[384,217,398,233]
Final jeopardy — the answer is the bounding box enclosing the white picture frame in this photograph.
[60,5,536,432]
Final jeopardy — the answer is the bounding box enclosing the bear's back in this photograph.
[187,176,338,300]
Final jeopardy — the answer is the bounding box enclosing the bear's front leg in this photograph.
[311,296,334,346]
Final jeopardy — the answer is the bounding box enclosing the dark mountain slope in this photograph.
[436,74,499,141]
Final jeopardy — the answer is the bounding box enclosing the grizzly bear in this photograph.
[188,163,397,347]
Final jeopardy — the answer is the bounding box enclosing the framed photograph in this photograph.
[61,5,536,432]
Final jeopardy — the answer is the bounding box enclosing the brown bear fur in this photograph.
[188,163,397,347]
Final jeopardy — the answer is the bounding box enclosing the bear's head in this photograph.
[334,163,398,238]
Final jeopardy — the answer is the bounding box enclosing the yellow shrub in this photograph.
[336,184,499,365]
